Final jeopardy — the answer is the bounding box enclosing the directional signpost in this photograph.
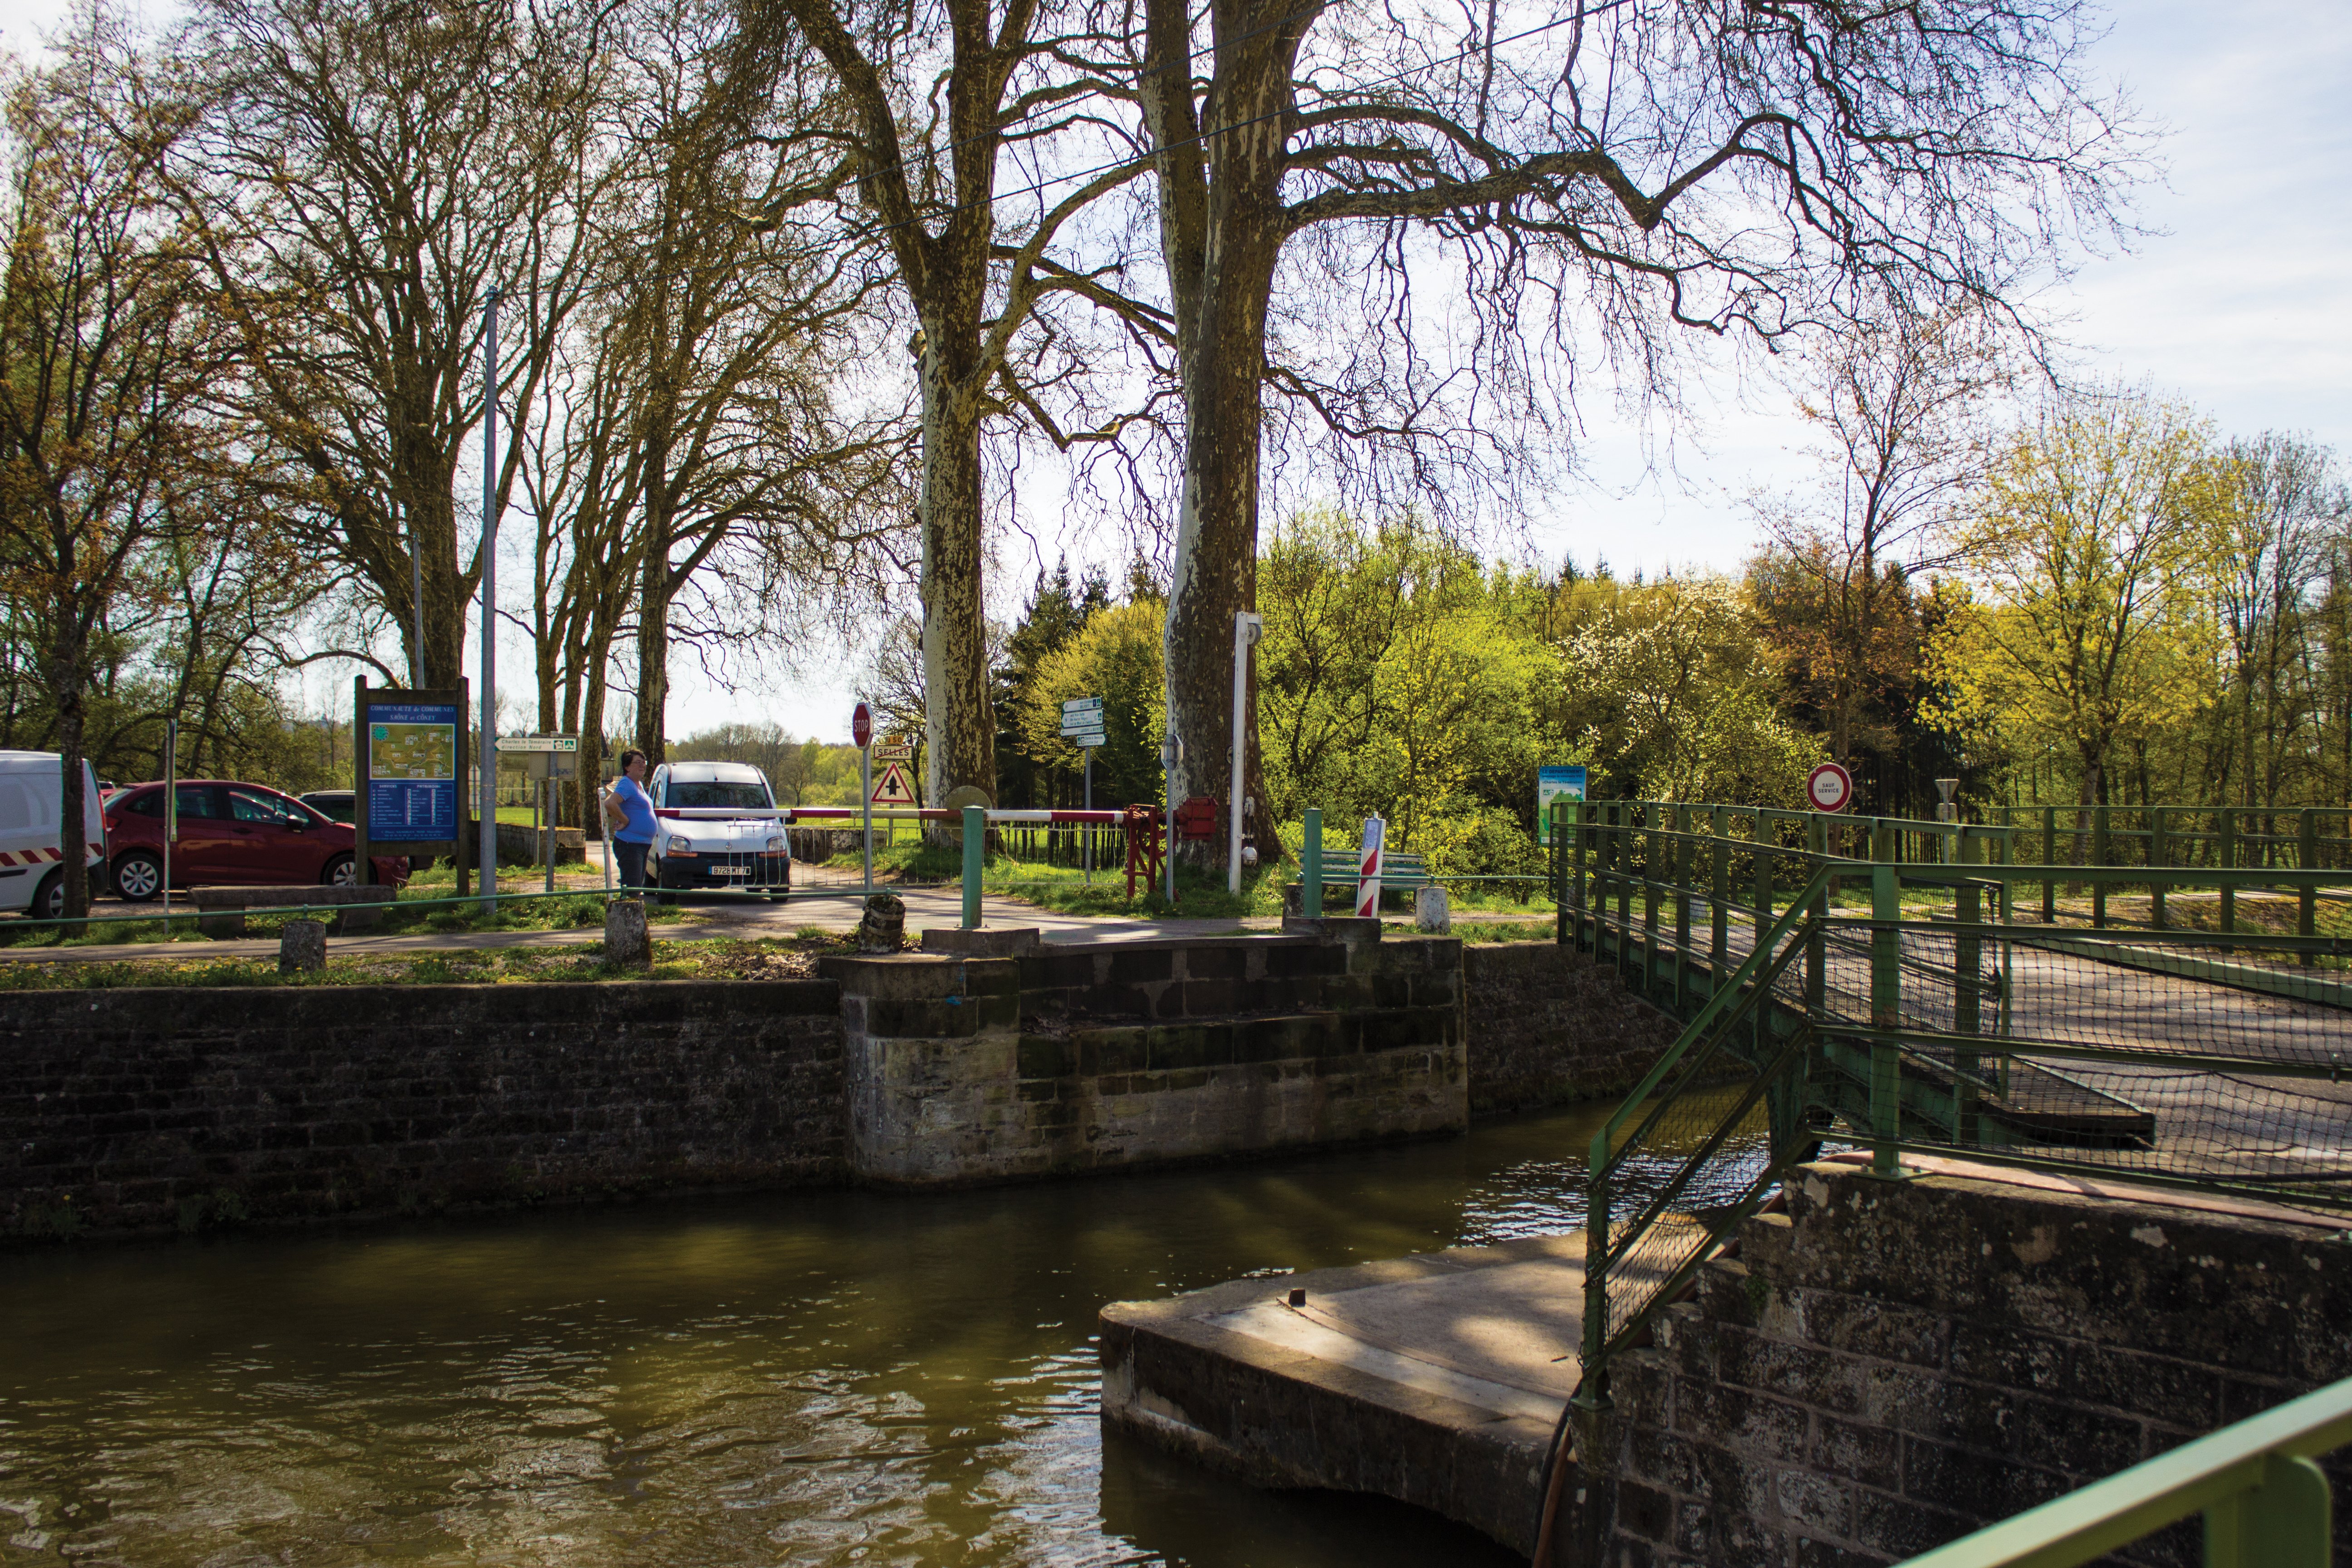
[495,734,579,892]
[1061,696,1104,880]
[853,702,873,893]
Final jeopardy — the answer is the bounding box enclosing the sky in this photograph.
[7,0,2347,748]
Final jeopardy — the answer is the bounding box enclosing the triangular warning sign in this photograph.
[870,761,918,806]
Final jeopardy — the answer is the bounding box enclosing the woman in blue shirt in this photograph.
[605,750,657,891]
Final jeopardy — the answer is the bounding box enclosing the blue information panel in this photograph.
[365,701,459,842]
[1536,764,1588,847]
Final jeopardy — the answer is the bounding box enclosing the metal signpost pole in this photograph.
[1228,611,1262,897]
[853,701,873,896]
[162,716,176,938]
[479,285,499,915]
[541,774,553,895]
[1083,748,1092,884]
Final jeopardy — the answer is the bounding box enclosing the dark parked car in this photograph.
[299,790,356,823]
[102,781,408,900]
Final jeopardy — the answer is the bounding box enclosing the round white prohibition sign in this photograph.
[1807,761,1854,813]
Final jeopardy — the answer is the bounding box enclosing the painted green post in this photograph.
[2219,807,2237,950]
[1710,805,1730,994]
[1954,832,1983,1147]
[1870,862,1902,1177]
[1753,814,1773,941]
[2298,808,2318,965]
[1578,1126,1613,1409]
[1805,813,1827,1021]
[1571,802,1588,951]
[1673,804,1692,1013]
[2151,807,2168,930]
[960,804,985,928]
[1614,801,1633,979]
[1641,804,1661,998]
[2092,804,2110,929]
[1302,808,1323,917]
[2043,805,2057,924]
[2204,1452,2333,1568]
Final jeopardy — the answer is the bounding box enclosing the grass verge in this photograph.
[0,931,882,990]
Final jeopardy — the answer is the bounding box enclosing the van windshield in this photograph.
[666,782,771,811]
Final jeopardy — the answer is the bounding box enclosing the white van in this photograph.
[0,752,108,919]
[646,760,791,900]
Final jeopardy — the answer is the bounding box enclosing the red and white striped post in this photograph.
[1355,815,1385,919]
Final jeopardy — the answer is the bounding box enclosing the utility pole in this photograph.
[479,285,499,914]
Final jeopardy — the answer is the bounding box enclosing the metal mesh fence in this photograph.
[1573,827,2352,1375]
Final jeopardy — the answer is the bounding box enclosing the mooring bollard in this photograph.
[857,891,906,953]
[1414,885,1450,935]
[604,897,651,969]
[278,919,326,974]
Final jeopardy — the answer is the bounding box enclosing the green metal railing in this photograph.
[1553,801,2352,1403]
[1897,1375,2352,1568]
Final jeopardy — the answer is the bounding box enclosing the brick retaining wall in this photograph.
[1573,1162,2352,1566]
[1,982,845,1239]
[828,934,1467,1184]
[1463,942,1681,1115]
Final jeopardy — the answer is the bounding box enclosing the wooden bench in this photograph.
[192,884,388,939]
[1283,849,1431,913]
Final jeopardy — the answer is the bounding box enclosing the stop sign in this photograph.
[852,701,872,749]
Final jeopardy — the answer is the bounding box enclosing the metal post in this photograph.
[1228,611,1261,896]
[860,744,872,896]
[1955,831,1982,1148]
[1869,862,1903,1176]
[1553,801,1570,946]
[162,716,176,938]
[2042,805,2056,924]
[2219,807,2236,950]
[2092,803,2108,929]
[1578,1127,1613,1410]
[1083,748,1093,884]
[2151,806,2168,930]
[541,776,552,894]
[1710,805,1729,991]
[2298,808,2317,964]
[1673,804,1691,1013]
[960,804,984,929]
[407,504,422,683]
[478,284,499,916]
[1303,808,1323,916]
[1806,813,1827,1021]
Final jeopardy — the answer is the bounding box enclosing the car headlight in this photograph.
[765,836,785,853]
[667,835,691,853]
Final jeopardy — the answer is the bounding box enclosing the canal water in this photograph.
[0,1103,1618,1568]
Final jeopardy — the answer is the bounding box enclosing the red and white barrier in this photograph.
[787,808,1122,824]
[1356,815,1385,918]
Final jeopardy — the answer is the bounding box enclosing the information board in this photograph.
[366,701,460,842]
[1536,764,1588,846]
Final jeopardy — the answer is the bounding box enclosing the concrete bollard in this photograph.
[278,919,327,974]
[604,898,651,969]
[856,892,906,953]
[1414,885,1451,935]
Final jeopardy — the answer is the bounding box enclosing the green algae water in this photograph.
[0,1104,1617,1567]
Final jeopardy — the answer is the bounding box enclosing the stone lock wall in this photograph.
[1,981,846,1238]
[1574,1162,2352,1567]
[1462,942,1681,1115]
[827,934,1468,1186]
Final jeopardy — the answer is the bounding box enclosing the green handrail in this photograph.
[1898,1375,2352,1568]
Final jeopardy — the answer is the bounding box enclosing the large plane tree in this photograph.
[1133,0,2146,858]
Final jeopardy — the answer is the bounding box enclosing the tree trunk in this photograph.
[50,626,90,923]
[1149,0,1305,869]
[916,333,995,818]
[636,492,672,765]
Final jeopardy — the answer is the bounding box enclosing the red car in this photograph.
[102,780,410,901]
